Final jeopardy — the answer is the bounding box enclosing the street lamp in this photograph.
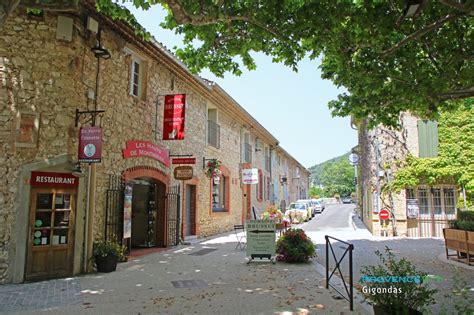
[403,0,423,18]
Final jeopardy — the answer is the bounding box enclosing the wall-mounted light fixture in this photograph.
[72,162,85,178]
[91,29,111,59]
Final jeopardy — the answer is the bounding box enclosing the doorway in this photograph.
[26,188,76,281]
[131,182,157,248]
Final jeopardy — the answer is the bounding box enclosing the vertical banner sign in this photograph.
[163,94,186,140]
[78,126,102,163]
[123,183,133,239]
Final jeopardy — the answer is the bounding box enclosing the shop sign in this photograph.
[122,140,170,167]
[171,157,196,165]
[242,168,259,184]
[245,220,276,257]
[31,171,79,188]
[174,166,193,180]
[162,94,186,140]
[78,126,102,163]
[123,183,133,239]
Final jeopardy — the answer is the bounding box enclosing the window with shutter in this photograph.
[417,120,439,158]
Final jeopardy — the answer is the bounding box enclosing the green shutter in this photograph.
[417,120,439,158]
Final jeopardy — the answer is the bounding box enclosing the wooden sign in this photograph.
[174,166,193,180]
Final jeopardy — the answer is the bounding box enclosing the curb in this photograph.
[437,253,474,271]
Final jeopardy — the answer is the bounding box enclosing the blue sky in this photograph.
[124,4,357,168]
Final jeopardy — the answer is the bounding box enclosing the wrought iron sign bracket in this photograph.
[169,153,193,158]
[75,108,105,127]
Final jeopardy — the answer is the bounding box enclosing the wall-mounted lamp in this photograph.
[91,29,111,59]
[72,162,85,178]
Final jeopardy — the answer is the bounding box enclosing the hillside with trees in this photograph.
[309,153,355,198]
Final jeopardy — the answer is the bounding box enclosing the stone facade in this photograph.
[358,114,457,237]
[0,6,309,283]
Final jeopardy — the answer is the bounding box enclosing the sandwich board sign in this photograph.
[245,220,276,263]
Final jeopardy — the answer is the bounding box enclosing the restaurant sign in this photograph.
[78,126,102,163]
[122,140,170,167]
[31,171,79,188]
[163,94,186,140]
[245,220,276,258]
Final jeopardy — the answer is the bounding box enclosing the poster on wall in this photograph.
[406,199,419,219]
[162,94,186,140]
[78,126,102,163]
[123,183,133,239]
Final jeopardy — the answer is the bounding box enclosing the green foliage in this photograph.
[458,210,474,222]
[360,247,437,312]
[451,220,474,232]
[93,241,127,262]
[276,228,315,263]
[388,99,474,206]
[319,156,355,198]
[309,186,322,198]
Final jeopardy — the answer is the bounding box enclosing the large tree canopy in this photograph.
[2,0,473,126]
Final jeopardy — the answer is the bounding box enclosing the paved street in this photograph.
[300,203,474,314]
[0,231,367,315]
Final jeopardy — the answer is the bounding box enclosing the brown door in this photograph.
[26,188,76,281]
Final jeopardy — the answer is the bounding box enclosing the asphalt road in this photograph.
[301,202,355,230]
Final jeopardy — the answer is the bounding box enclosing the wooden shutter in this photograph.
[417,120,439,158]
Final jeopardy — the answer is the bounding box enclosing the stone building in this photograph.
[358,114,457,237]
[0,3,309,283]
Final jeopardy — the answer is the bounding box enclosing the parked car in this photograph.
[318,198,326,211]
[342,196,353,204]
[285,202,310,223]
[297,199,314,218]
[311,199,323,214]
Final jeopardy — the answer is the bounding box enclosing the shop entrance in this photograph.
[128,178,167,252]
[26,188,76,281]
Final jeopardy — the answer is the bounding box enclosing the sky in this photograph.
[124,4,357,168]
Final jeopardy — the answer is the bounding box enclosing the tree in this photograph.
[320,158,354,197]
[3,1,472,127]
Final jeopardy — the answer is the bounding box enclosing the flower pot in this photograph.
[95,254,118,272]
[373,305,422,315]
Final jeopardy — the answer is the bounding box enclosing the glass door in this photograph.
[26,188,75,281]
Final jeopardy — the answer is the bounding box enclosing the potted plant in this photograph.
[261,205,283,223]
[276,228,315,263]
[360,247,437,314]
[205,159,222,178]
[93,241,125,273]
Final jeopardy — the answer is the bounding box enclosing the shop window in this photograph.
[443,188,456,215]
[212,175,228,212]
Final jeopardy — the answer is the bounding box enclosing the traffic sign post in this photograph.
[379,209,390,220]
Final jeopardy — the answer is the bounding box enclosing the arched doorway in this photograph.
[122,167,169,254]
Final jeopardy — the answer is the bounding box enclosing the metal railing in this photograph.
[207,120,220,148]
[325,235,354,311]
[244,143,252,163]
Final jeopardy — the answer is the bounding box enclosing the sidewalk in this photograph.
[2,232,368,315]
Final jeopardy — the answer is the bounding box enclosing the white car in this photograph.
[297,199,315,218]
[311,199,323,214]
[285,202,309,223]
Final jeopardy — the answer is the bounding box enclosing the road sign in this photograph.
[348,153,359,165]
[172,157,196,164]
[379,209,390,220]
[174,166,193,180]
[246,220,276,258]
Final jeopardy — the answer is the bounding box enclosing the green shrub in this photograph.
[360,247,437,312]
[93,241,127,262]
[452,220,474,231]
[458,210,474,222]
[276,228,315,263]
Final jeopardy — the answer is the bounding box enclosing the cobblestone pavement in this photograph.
[302,204,474,314]
[1,232,369,315]
[0,278,82,313]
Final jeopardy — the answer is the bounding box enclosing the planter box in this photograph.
[443,228,474,265]
[95,254,118,272]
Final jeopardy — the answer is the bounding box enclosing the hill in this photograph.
[308,153,350,186]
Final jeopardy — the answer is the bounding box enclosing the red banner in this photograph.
[163,94,186,140]
[171,158,196,165]
[31,171,79,188]
[122,140,170,167]
[78,126,102,163]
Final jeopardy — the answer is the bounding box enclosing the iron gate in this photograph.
[166,185,181,246]
[105,174,124,244]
